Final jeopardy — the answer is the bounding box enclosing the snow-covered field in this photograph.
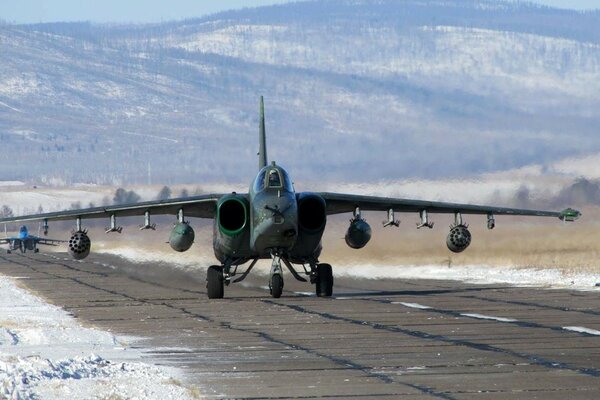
[0,275,198,399]
[334,263,600,292]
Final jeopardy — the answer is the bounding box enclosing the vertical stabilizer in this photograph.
[258,96,268,169]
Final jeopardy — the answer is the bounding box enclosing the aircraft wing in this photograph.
[0,238,15,245]
[34,237,67,245]
[0,194,229,224]
[319,193,581,221]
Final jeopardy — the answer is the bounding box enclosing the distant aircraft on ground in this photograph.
[0,225,65,254]
[0,97,581,298]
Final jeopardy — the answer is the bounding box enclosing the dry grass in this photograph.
[321,207,600,273]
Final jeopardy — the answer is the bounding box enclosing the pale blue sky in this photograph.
[1,0,598,24]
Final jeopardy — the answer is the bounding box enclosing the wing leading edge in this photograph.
[319,192,581,221]
[0,194,231,225]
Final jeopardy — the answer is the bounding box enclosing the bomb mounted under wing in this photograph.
[0,97,581,298]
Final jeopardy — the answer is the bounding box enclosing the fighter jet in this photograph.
[0,225,65,254]
[0,97,581,298]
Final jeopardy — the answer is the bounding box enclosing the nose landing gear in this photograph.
[269,254,284,298]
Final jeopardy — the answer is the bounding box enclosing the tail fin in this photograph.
[258,96,268,170]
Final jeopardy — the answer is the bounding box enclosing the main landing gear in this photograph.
[314,263,333,297]
[205,256,334,299]
[206,265,224,299]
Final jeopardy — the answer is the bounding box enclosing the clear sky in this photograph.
[1,0,598,24]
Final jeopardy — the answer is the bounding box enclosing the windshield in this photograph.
[268,170,281,188]
[253,170,266,192]
[253,166,294,192]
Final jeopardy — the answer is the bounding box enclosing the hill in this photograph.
[1,0,599,185]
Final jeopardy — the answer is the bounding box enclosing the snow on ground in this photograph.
[0,181,25,187]
[98,246,600,292]
[334,263,600,291]
[0,275,198,399]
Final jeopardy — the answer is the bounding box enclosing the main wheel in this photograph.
[206,265,224,299]
[270,274,283,298]
[316,263,333,297]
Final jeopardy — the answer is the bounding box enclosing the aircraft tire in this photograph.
[270,274,283,298]
[316,263,333,297]
[206,266,224,299]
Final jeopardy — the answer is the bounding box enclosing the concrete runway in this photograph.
[1,252,600,399]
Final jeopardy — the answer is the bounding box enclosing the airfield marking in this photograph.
[365,297,600,338]
[459,293,600,317]
[265,300,600,378]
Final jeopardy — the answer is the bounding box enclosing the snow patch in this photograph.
[0,275,197,399]
[392,302,432,310]
[562,326,600,336]
[460,313,518,323]
[0,181,25,187]
[334,264,600,291]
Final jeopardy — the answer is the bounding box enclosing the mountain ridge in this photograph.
[0,0,599,185]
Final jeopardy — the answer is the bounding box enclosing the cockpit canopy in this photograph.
[18,225,28,238]
[253,163,294,193]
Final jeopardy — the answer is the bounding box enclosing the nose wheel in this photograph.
[269,254,284,298]
[270,273,284,298]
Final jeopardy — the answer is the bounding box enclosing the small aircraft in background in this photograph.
[0,225,65,254]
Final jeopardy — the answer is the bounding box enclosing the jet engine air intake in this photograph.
[217,195,248,237]
[297,194,326,232]
[68,230,91,260]
[169,222,195,252]
[345,207,372,249]
[446,224,471,253]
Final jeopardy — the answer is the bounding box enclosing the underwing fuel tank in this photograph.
[345,219,372,249]
[68,231,91,260]
[169,222,195,252]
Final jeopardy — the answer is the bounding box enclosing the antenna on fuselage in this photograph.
[258,96,268,170]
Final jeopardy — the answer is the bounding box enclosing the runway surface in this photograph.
[1,252,599,399]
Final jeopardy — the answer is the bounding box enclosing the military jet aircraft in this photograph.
[0,225,65,254]
[0,97,581,298]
